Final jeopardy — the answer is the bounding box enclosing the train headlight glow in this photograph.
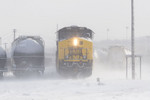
[73,38,78,46]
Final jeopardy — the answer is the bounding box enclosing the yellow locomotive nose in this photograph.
[73,38,78,46]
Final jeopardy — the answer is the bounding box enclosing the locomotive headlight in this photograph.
[73,38,78,46]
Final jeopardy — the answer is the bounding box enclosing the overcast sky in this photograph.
[0,0,150,46]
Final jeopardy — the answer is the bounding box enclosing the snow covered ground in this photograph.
[0,64,150,100]
[0,77,150,100]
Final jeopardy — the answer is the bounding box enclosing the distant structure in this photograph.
[107,46,131,68]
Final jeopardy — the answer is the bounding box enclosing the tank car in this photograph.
[11,36,45,77]
[0,47,7,78]
[56,26,94,78]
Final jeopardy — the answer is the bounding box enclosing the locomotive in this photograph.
[56,26,94,78]
[0,46,7,78]
[11,36,45,77]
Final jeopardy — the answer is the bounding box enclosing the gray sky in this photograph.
[0,0,150,46]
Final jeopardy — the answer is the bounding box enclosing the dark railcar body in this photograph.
[0,47,7,77]
[11,36,45,76]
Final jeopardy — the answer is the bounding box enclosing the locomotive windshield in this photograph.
[57,26,93,40]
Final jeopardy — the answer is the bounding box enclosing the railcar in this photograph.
[11,36,45,77]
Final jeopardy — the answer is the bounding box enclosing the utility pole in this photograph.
[131,0,135,80]
[13,29,16,41]
[126,26,129,40]
[4,43,8,51]
[107,28,109,41]
[56,24,59,32]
